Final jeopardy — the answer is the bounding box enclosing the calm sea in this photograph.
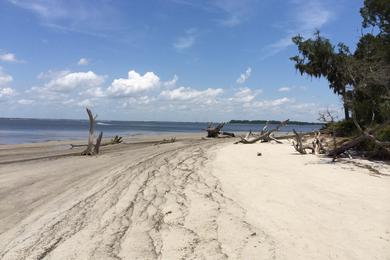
[0,118,323,144]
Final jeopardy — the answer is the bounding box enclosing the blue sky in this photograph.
[0,0,363,122]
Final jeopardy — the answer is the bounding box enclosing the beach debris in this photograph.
[155,137,176,145]
[71,135,123,149]
[235,119,289,144]
[292,129,323,155]
[257,152,262,156]
[80,107,103,156]
[110,135,123,144]
[327,114,390,159]
[204,122,235,138]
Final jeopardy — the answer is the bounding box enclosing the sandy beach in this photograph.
[0,134,389,259]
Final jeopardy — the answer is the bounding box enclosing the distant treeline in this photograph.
[229,120,323,126]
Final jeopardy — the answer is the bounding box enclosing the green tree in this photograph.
[290,0,389,124]
[290,32,353,120]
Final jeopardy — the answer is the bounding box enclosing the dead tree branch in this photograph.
[236,119,289,144]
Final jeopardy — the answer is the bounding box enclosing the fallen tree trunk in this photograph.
[327,135,367,157]
[327,115,390,159]
[236,119,289,144]
[71,135,123,149]
[204,123,235,138]
[220,131,235,137]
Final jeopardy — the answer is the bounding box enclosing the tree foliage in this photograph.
[290,0,389,126]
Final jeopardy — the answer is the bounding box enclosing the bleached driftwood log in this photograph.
[292,130,325,155]
[312,131,325,155]
[236,119,289,144]
[80,108,103,156]
[204,122,235,138]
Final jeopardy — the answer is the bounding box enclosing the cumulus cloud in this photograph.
[122,96,156,108]
[160,86,223,103]
[278,87,291,92]
[81,87,106,98]
[0,66,13,85]
[78,99,94,107]
[164,75,179,87]
[107,70,160,97]
[236,67,252,84]
[229,87,260,103]
[0,52,24,63]
[44,71,105,92]
[0,87,14,98]
[78,58,89,66]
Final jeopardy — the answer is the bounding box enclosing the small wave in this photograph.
[97,122,113,126]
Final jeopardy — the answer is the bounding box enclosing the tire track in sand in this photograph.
[0,140,276,260]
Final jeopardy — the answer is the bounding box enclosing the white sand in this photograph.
[0,136,389,259]
[211,142,390,259]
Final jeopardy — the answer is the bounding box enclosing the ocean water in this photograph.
[0,118,323,144]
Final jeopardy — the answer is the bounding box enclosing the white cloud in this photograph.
[122,96,156,107]
[78,99,94,107]
[0,87,14,98]
[0,52,24,63]
[236,67,252,84]
[78,58,89,66]
[17,99,34,105]
[278,87,291,92]
[107,70,160,96]
[174,28,198,50]
[229,87,260,103]
[251,97,293,108]
[81,87,105,98]
[212,0,255,27]
[164,74,178,87]
[265,0,333,55]
[297,0,332,32]
[169,0,254,27]
[0,67,13,85]
[45,71,105,92]
[160,86,223,102]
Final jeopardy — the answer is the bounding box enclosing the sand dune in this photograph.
[0,135,389,259]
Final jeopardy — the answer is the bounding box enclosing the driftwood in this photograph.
[110,135,123,144]
[204,122,235,138]
[292,130,324,155]
[94,131,103,154]
[236,119,289,144]
[80,108,103,156]
[155,137,176,145]
[71,135,123,149]
[327,115,390,158]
